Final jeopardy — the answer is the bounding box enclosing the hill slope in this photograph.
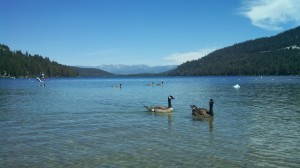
[0,44,79,77]
[71,67,114,77]
[0,44,114,77]
[168,26,300,76]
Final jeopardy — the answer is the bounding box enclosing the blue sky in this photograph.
[1,0,300,66]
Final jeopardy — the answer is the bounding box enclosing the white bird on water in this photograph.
[233,84,240,89]
[36,77,45,86]
[36,77,43,82]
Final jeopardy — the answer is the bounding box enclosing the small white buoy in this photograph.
[233,84,240,89]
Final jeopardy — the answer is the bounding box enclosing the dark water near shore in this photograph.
[1,76,299,167]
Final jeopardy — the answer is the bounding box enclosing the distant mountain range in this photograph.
[78,64,177,75]
[168,26,300,76]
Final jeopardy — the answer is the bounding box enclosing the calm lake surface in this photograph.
[1,76,299,168]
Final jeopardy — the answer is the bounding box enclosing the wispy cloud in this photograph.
[164,48,218,65]
[240,0,300,31]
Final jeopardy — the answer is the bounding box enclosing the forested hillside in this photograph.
[0,44,78,77]
[71,67,114,77]
[168,26,300,76]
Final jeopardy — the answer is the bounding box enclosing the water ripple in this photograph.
[1,77,300,167]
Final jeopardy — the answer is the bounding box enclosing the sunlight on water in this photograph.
[1,76,299,167]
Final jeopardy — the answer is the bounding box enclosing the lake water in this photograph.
[1,76,299,168]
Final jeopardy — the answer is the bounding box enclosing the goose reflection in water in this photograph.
[146,112,174,129]
[193,116,214,132]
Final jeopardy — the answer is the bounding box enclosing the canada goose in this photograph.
[144,95,175,113]
[146,82,154,86]
[113,84,122,88]
[191,99,214,117]
[156,81,164,86]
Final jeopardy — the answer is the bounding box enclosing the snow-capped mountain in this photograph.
[97,64,177,74]
[78,64,177,75]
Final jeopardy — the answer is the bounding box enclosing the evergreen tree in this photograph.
[168,26,300,76]
[0,44,78,77]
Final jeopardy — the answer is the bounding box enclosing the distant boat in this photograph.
[233,84,240,89]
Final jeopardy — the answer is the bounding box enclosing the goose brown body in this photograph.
[144,96,175,113]
[191,99,214,117]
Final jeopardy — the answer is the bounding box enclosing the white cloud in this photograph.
[240,0,300,30]
[164,48,217,65]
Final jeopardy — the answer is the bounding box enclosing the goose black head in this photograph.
[190,105,198,110]
[168,95,175,99]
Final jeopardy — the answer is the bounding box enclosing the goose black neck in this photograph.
[209,99,214,116]
[168,98,172,108]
